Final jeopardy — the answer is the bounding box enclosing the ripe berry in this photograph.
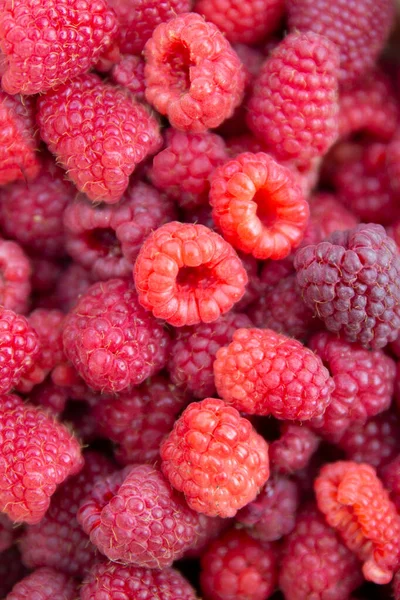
[52,263,93,313]
[110,54,146,100]
[269,423,320,474]
[0,239,31,314]
[307,192,358,243]
[0,309,39,394]
[6,567,77,600]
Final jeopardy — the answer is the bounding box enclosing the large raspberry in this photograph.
[6,567,77,600]
[269,423,320,475]
[0,310,39,394]
[37,73,162,203]
[0,239,31,314]
[214,328,334,421]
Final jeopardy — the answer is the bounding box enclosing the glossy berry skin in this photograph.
[134,222,248,327]
[214,328,334,421]
[62,278,170,393]
[200,529,277,600]
[0,309,39,394]
[161,398,270,517]
[209,152,309,260]
[247,32,339,164]
[0,239,31,315]
[269,423,320,475]
[110,55,146,100]
[295,224,400,349]
[6,567,77,600]
[37,73,162,203]
[144,13,246,132]
[315,461,400,584]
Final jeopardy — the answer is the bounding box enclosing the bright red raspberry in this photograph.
[0,395,83,524]
[0,513,13,553]
[200,529,277,600]
[78,464,201,567]
[307,192,359,243]
[30,380,69,415]
[37,73,162,203]
[315,461,400,584]
[247,33,339,164]
[286,0,395,84]
[144,13,246,132]
[52,263,94,313]
[0,310,39,394]
[160,398,270,517]
[150,129,228,208]
[6,567,77,600]
[279,505,363,600]
[63,278,170,393]
[134,222,248,327]
[269,423,320,475]
[80,562,198,600]
[168,312,252,399]
[110,55,146,100]
[295,223,400,349]
[214,328,334,421]
[388,130,400,194]
[0,239,31,314]
[64,182,176,280]
[0,0,118,95]
[381,455,400,512]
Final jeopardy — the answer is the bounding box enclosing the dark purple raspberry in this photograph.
[269,423,320,475]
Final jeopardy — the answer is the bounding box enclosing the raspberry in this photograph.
[92,376,189,464]
[234,253,265,311]
[150,129,228,208]
[0,310,39,394]
[214,328,334,421]
[236,475,300,542]
[30,380,69,415]
[6,567,77,600]
[52,263,93,313]
[80,562,198,600]
[78,463,201,567]
[0,513,14,553]
[307,193,359,243]
[247,33,339,164]
[200,529,278,600]
[259,257,295,287]
[279,505,363,600]
[144,13,246,132]
[134,222,248,327]
[381,456,400,511]
[184,514,229,558]
[37,73,162,203]
[168,312,252,399]
[232,44,265,78]
[110,55,146,100]
[269,423,320,474]
[63,278,170,393]
[64,182,176,280]
[0,239,31,314]
[286,0,395,84]
[30,258,61,295]
[0,395,83,524]
[0,547,27,598]
[0,0,118,95]
[294,223,400,349]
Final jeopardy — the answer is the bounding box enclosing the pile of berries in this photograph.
[1,0,400,599]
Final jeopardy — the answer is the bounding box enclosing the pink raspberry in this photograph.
[6,567,77,600]
[0,513,14,553]
[52,263,94,313]
[64,182,176,280]
[168,312,252,399]
[269,423,320,474]
[134,222,248,327]
[247,33,339,164]
[307,192,359,243]
[0,310,39,394]
[214,328,334,421]
[200,529,278,600]
[37,73,162,203]
[144,13,246,132]
[279,505,363,600]
[30,380,69,415]
[0,239,31,314]
[161,398,270,517]
[0,0,118,95]
[110,55,146,100]
[0,395,83,524]
[381,455,400,512]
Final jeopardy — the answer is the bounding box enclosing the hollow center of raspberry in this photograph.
[253,189,278,227]
[86,228,122,258]
[177,265,214,290]
[165,43,192,94]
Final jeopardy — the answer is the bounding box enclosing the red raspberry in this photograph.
[0,395,83,524]
[279,505,363,600]
[307,193,359,243]
[160,398,270,517]
[294,223,400,349]
[269,423,320,475]
[6,567,77,600]
[0,0,118,95]
[37,73,162,203]
[286,0,395,84]
[200,529,278,600]
[0,310,39,394]
[233,44,265,77]
[247,33,339,164]
[0,513,13,553]
[0,239,31,314]
[63,278,170,393]
[388,131,400,194]
[78,464,201,567]
[209,152,309,260]
[80,562,198,600]
[184,514,229,558]
[234,253,265,311]
[110,55,146,100]
[64,182,176,280]
[92,375,189,464]
[260,257,294,287]
[150,129,228,208]
[144,13,246,132]
[134,222,248,327]
[51,361,92,401]
[214,328,334,421]
[30,380,69,415]
[52,263,94,313]
[168,312,252,399]
[381,455,400,512]
[0,547,27,598]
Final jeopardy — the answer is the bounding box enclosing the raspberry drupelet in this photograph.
[134,222,248,327]
[160,398,270,517]
[214,328,334,421]
[209,152,309,260]
[144,12,246,132]
[0,239,31,314]
[6,567,77,600]
[110,55,146,100]
[37,73,162,203]
[315,460,400,584]
[0,309,39,394]
[269,423,320,474]
[295,223,400,349]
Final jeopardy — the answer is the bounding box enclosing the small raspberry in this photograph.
[133,222,248,327]
[0,310,39,394]
[0,239,31,314]
[381,455,400,512]
[307,193,359,243]
[52,263,94,313]
[109,55,146,100]
[247,33,339,164]
[0,513,13,553]
[209,152,309,260]
[269,423,320,475]
[37,73,162,203]
[144,12,246,132]
[294,223,400,349]
[214,328,334,421]
[6,567,77,600]
[30,380,69,415]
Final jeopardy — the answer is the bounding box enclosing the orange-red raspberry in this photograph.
[269,423,320,474]
[6,567,77,600]
[0,309,39,394]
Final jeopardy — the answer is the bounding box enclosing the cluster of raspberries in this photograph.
[1,0,400,599]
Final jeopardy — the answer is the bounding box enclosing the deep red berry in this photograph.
[52,263,93,313]
[6,567,77,600]
[110,55,146,100]
[30,257,61,295]
[259,257,294,287]
[0,310,39,394]
[269,423,320,474]
[388,130,400,194]
[381,455,400,512]
[0,239,31,314]
[0,513,13,553]
[30,380,69,415]
[234,253,265,311]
